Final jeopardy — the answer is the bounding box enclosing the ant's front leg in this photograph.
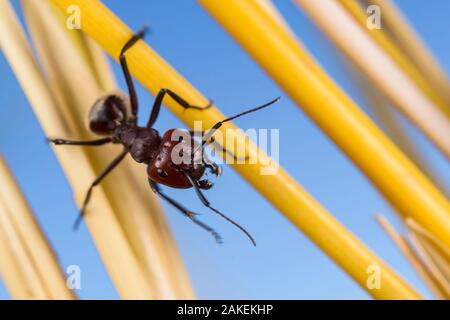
[188,131,222,177]
[48,137,113,146]
[146,89,213,128]
[148,179,222,243]
[198,179,214,190]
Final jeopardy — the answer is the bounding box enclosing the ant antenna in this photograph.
[183,171,256,246]
[200,97,280,148]
[207,205,256,246]
[220,97,280,124]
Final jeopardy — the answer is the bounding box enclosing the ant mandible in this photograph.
[49,28,279,246]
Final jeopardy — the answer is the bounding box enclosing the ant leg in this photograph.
[148,179,196,219]
[148,179,222,243]
[73,149,128,230]
[165,89,213,111]
[183,172,256,246]
[198,179,214,190]
[119,27,148,119]
[205,161,222,178]
[188,131,222,176]
[146,89,213,128]
[48,137,112,146]
[146,89,168,128]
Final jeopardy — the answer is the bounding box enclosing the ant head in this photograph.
[147,129,206,188]
[88,93,130,135]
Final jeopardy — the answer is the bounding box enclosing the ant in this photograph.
[49,28,279,246]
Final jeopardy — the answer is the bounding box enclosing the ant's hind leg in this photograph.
[48,137,112,146]
[73,149,128,230]
[148,179,222,243]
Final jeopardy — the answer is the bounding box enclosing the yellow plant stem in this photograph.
[347,65,448,196]
[295,0,450,158]
[199,0,450,248]
[406,219,450,264]
[0,0,154,299]
[51,0,421,299]
[406,224,450,298]
[0,155,75,299]
[406,219,450,296]
[375,215,446,299]
[0,201,49,299]
[368,0,450,108]
[0,227,33,299]
[340,0,450,119]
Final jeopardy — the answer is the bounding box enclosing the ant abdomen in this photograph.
[88,93,129,135]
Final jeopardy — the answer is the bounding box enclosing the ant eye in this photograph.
[157,168,168,178]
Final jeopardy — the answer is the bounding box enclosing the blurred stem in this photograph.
[346,63,449,196]
[375,215,446,299]
[295,0,450,159]
[0,0,155,299]
[367,0,450,108]
[0,155,75,299]
[341,0,450,119]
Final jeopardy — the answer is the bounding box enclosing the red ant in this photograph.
[49,28,279,245]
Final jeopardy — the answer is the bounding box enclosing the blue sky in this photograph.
[0,0,449,299]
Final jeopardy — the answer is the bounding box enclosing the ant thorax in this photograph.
[115,126,162,164]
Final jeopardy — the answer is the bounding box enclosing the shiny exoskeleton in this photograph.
[49,28,279,245]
